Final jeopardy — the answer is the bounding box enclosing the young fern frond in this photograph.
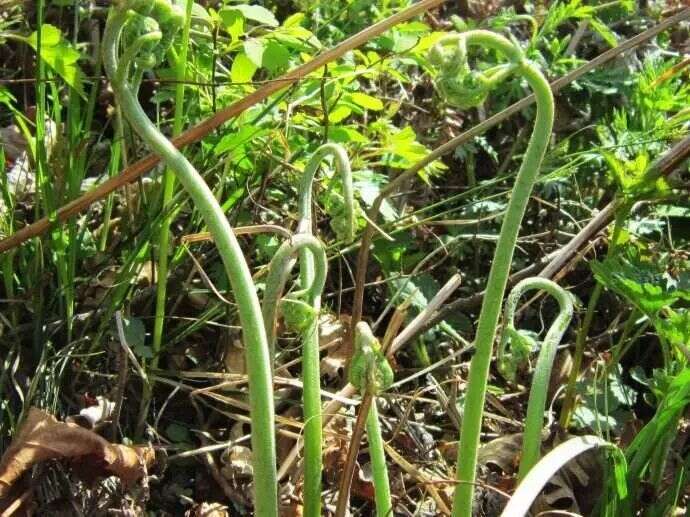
[103,3,277,515]
[261,143,354,516]
[428,31,555,517]
[297,143,355,241]
[262,234,328,352]
[350,322,394,516]
[497,277,575,480]
[296,143,354,517]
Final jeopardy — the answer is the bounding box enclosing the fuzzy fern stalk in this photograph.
[497,278,575,480]
[102,2,278,515]
[262,144,354,516]
[350,322,394,516]
[429,31,555,517]
[297,144,353,516]
[261,233,328,516]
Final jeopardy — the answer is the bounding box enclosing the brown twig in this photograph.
[334,393,374,517]
[0,0,448,254]
[350,7,690,343]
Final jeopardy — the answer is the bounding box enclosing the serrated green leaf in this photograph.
[350,92,384,111]
[26,24,85,97]
[218,8,244,41]
[657,310,690,348]
[230,52,257,83]
[591,250,683,315]
[223,4,278,27]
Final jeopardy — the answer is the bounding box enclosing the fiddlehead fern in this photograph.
[297,143,355,242]
[497,277,575,480]
[262,233,328,352]
[103,3,277,515]
[297,144,354,516]
[261,143,354,516]
[428,31,555,517]
[428,34,517,110]
[348,322,393,517]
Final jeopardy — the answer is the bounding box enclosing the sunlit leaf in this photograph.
[221,4,278,28]
[350,92,384,111]
[26,24,85,97]
[219,8,244,41]
[231,52,257,83]
[591,250,683,315]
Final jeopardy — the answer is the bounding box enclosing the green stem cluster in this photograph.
[103,3,277,515]
[497,277,574,479]
[428,31,555,517]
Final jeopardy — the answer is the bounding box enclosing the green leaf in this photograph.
[571,366,636,434]
[219,8,245,41]
[231,52,257,83]
[591,250,682,315]
[222,4,278,27]
[657,310,690,348]
[0,86,15,108]
[328,105,352,124]
[261,40,289,74]
[243,38,265,67]
[166,422,191,443]
[191,3,211,22]
[121,317,151,358]
[280,297,317,335]
[328,126,368,144]
[214,125,269,156]
[283,12,305,28]
[378,125,446,180]
[350,92,384,111]
[243,38,289,74]
[122,317,146,350]
[589,17,618,47]
[26,24,85,97]
[272,26,321,52]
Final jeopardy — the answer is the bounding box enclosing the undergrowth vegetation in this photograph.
[0,0,689,515]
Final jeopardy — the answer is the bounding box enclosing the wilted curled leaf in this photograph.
[0,408,155,498]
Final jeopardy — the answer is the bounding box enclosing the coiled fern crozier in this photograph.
[498,278,575,480]
[348,322,394,516]
[103,2,278,515]
[430,31,555,516]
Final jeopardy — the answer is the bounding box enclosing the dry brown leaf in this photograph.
[185,502,229,517]
[220,445,253,480]
[224,339,246,376]
[319,314,348,380]
[477,433,523,474]
[0,408,155,498]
